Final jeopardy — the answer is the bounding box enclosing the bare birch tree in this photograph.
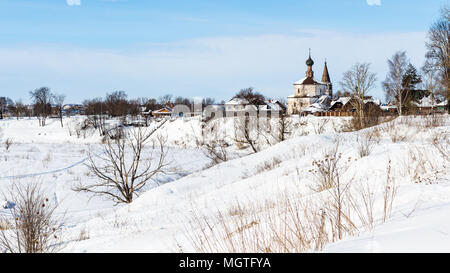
[383,51,409,116]
[426,5,450,113]
[340,63,377,129]
[73,128,169,204]
[422,59,444,104]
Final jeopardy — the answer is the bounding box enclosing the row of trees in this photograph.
[83,91,219,117]
[4,88,219,128]
[0,97,30,120]
[383,6,449,115]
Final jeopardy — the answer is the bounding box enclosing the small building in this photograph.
[258,100,286,117]
[414,94,437,115]
[151,102,174,118]
[63,104,84,115]
[203,104,225,119]
[301,95,331,116]
[328,96,383,116]
[225,98,285,117]
[225,98,249,112]
[329,97,354,112]
[152,106,173,118]
[436,100,449,113]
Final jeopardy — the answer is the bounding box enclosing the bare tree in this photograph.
[426,5,450,113]
[234,87,266,107]
[340,63,377,129]
[422,59,444,104]
[53,94,66,127]
[384,52,425,115]
[158,94,173,105]
[11,100,27,120]
[234,114,259,153]
[0,97,5,120]
[73,128,169,204]
[383,51,408,108]
[276,113,292,142]
[105,90,129,117]
[29,87,53,126]
[202,139,229,166]
[84,98,107,136]
[0,182,64,253]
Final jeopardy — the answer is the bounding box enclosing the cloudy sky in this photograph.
[0,0,446,103]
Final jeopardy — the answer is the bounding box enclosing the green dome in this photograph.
[306,56,314,66]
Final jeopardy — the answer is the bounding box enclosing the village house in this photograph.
[325,96,383,117]
[63,104,84,115]
[152,102,174,118]
[412,93,449,115]
[225,98,285,117]
[436,100,449,113]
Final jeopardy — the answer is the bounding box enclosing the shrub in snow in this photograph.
[0,182,64,253]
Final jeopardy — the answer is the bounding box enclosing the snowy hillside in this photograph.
[0,115,449,252]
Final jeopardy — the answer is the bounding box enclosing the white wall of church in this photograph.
[293,84,327,97]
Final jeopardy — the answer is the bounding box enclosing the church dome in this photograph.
[306,56,314,66]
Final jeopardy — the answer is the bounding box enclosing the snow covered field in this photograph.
[0,114,449,253]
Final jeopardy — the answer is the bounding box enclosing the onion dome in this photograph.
[306,56,314,66]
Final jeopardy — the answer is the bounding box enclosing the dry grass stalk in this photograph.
[0,182,64,253]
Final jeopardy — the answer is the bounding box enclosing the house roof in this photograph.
[294,76,329,86]
[330,97,352,108]
[415,95,436,108]
[226,97,249,105]
[259,103,283,111]
[153,107,172,114]
[380,105,398,110]
[302,103,327,113]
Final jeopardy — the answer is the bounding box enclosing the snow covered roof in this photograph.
[302,103,327,113]
[330,97,352,108]
[258,103,283,112]
[205,104,225,110]
[414,95,436,108]
[226,98,249,105]
[316,95,331,105]
[380,105,398,110]
[294,77,327,85]
[437,100,448,107]
[153,107,172,114]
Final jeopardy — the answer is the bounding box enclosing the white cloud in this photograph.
[366,0,381,6]
[66,0,81,6]
[0,30,426,103]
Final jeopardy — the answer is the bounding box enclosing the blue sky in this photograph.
[0,0,447,103]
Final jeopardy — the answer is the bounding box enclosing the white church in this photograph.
[287,52,332,115]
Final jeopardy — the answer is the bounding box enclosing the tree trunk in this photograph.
[59,109,63,128]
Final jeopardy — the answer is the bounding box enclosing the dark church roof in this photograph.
[306,56,314,66]
[322,61,331,83]
[302,77,319,85]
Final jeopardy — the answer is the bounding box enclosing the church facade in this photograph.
[287,53,332,115]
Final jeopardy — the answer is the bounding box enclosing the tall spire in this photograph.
[322,61,331,83]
